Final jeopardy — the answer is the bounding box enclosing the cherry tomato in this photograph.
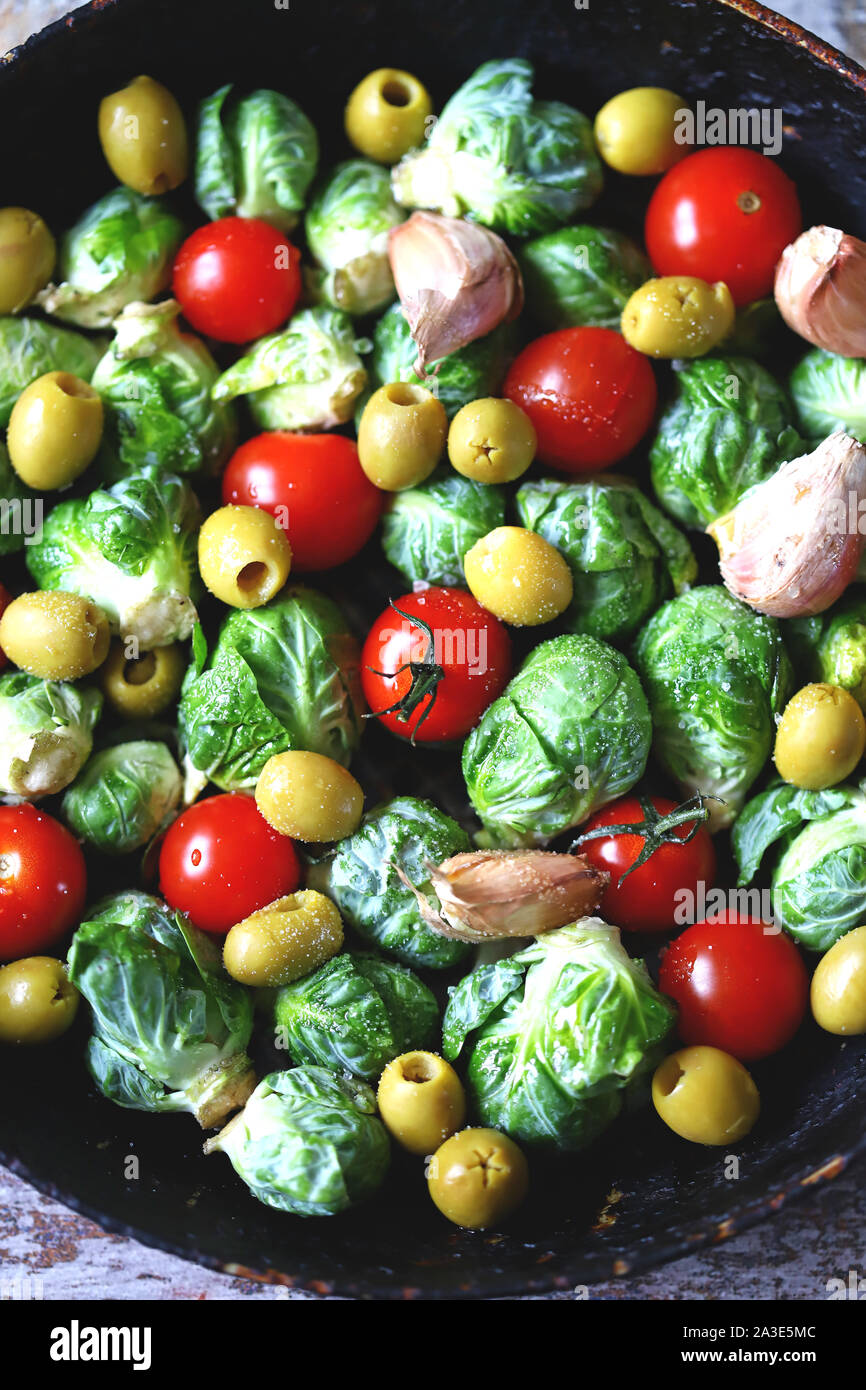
[222,432,384,572]
[172,217,301,343]
[659,914,809,1061]
[645,147,802,306]
[503,326,657,473]
[579,795,716,934]
[0,583,11,671]
[0,804,86,961]
[361,587,512,743]
[159,793,301,935]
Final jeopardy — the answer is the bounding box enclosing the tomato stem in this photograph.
[573,791,721,886]
[363,601,445,744]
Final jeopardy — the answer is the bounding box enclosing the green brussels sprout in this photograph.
[733,779,866,953]
[195,84,318,231]
[178,586,364,794]
[62,740,182,855]
[632,586,792,828]
[789,348,866,444]
[0,671,102,799]
[0,440,42,557]
[785,592,866,713]
[462,634,651,848]
[381,466,506,588]
[205,1066,389,1216]
[36,188,184,329]
[26,471,200,650]
[91,300,238,481]
[0,315,104,427]
[212,306,368,432]
[518,225,651,330]
[361,300,514,422]
[650,355,806,529]
[305,160,405,316]
[515,475,696,644]
[272,952,439,1080]
[442,919,676,1150]
[68,892,255,1127]
[307,797,472,971]
[392,59,602,237]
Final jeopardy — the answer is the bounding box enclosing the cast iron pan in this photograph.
[1,0,865,1300]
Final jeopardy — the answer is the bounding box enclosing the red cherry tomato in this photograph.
[159,793,301,935]
[0,804,87,961]
[578,795,716,935]
[0,582,11,671]
[222,432,384,572]
[503,326,657,473]
[172,217,301,343]
[361,587,512,743]
[659,914,809,1061]
[645,147,802,306]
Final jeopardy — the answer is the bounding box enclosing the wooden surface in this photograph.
[0,0,864,1301]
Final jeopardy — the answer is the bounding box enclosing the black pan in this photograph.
[1,0,865,1300]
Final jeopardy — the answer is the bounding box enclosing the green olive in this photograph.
[7,371,103,490]
[594,87,687,176]
[99,640,186,718]
[377,1051,466,1156]
[427,1127,529,1229]
[198,505,291,609]
[448,397,537,484]
[345,68,432,165]
[652,1046,760,1146]
[98,75,188,195]
[223,890,344,988]
[0,207,55,314]
[774,682,866,790]
[256,750,363,843]
[0,957,79,1044]
[810,925,866,1035]
[0,590,110,680]
[358,383,447,491]
[621,276,735,358]
[464,525,573,626]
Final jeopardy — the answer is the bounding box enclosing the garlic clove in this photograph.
[774,225,866,357]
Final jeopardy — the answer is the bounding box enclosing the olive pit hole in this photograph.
[124,651,157,686]
[400,1055,436,1084]
[381,80,412,107]
[385,383,427,408]
[657,1061,684,1097]
[54,373,96,399]
[236,561,270,594]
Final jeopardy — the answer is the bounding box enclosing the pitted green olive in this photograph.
[7,371,103,490]
[0,207,55,314]
[98,75,189,195]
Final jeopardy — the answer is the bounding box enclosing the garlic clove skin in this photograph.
[388,211,523,371]
[774,225,866,357]
[395,849,607,942]
[707,429,866,618]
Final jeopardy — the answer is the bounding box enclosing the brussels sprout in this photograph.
[212,306,368,432]
[0,315,104,427]
[37,188,184,329]
[362,300,514,422]
[518,225,651,330]
[784,592,866,713]
[0,671,102,799]
[195,84,318,231]
[734,779,866,953]
[26,471,200,650]
[91,300,238,481]
[178,586,364,793]
[0,441,42,558]
[515,476,696,643]
[68,892,255,1127]
[650,355,805,529]
[632,586,792,827]
[462,634,651,848]
[392,59,602,237]
[272,952,439,1080]
[308,797,472,971]
[205,1066,389,1216]
[789,348,866,444]
[62,740,182,855]
[305,160,405,316]
[381,467,506,588]
[442,919,676,1150]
